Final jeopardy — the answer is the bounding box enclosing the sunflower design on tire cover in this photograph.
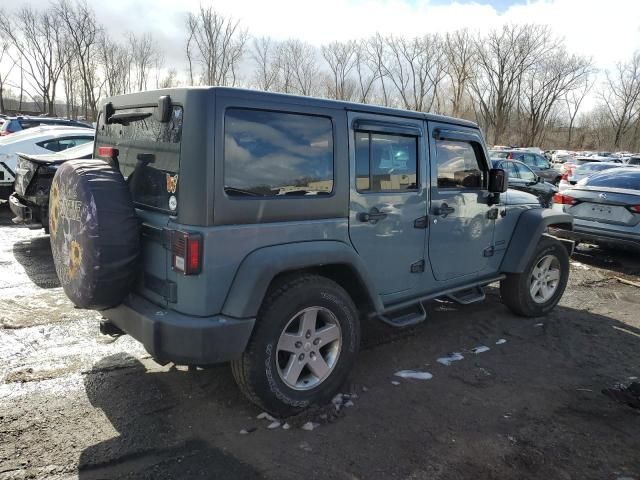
[49,182,60,238]
[68,240,82,280]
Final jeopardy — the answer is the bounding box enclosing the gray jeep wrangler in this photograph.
[49,87,574,416]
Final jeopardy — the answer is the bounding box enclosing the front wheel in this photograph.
[231,274,360,417]
[500,236,569,317]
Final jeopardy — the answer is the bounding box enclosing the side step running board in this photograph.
[447,286,485,305]
[377,302,427,328]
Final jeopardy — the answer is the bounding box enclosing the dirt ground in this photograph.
[0,204,639,480]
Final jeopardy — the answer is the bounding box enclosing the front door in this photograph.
[348,113,427,299]
[427,123,496,282]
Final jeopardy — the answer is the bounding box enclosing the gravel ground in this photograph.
[0,204,639,480]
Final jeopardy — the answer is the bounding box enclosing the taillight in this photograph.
[561,172,569,180]
[171,230,202,275]
[97,146,119,159]
[629,205,640,213]
[507,152,513,160]
[553,193,575,205]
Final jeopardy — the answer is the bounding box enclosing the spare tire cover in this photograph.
[49,159,140,310]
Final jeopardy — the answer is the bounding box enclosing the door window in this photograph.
[436,140,484,189]
[355,131,418,192]
[500,161,520,180]
[518,163,537,182]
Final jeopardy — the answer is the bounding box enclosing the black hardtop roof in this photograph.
[104,86,479,130]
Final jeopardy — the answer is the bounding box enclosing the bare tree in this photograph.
[353,40,378,104]
[0,42,16,112]
[0,6,69,115]
[98,36,131,97]
[55,0,102,119]
[321,40,357,100]
[520,48,593,145]
[128,32,162,92]
[277,39,320,96]
[250,36,279,91]
[185,6,247,86]
[364,34,391,106]
[469,24,553,144]
[159,68,179,89]
[600,51,640,148]
[564,75,594,148]
[443,29,476,117]
[382,34,446,112]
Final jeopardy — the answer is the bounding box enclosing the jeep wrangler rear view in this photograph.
[49,88,574,416]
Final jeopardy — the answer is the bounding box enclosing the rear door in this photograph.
[427,123,496,282]
[348,112,427,300]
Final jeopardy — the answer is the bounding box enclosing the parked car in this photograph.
[625,156,640,166]
[490,149,562,185]
[0,126,94,198]
[567,162,628,186]
[551,168,640,251]
[9,142,94,230]
[0,116,92,136]
[48,88,573,416]
[492,159,557,206]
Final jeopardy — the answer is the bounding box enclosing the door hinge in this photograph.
[487,208,499,220]
[410,259,425,273]
[414,216,428,229]
[483,246,495,257]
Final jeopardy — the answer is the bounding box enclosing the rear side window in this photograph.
[224,109,333,197]
[355,131,418,192]
[37,136,93,152]
[584,169,640,190]
[96,105,183,212]
[436,139,484,189]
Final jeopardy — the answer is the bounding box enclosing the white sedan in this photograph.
[0,126,94,198]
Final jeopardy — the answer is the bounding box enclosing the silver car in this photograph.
[551,168,640,251]
[567,162,627,186]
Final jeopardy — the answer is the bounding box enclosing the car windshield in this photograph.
[583,169,640,190]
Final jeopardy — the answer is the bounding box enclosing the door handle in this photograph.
[433,203,455,217]
[358,208,387,223]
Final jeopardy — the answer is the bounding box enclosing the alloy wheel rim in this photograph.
[275,306,342,391]
[529,254,561,304]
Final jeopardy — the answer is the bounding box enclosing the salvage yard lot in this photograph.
[0,206,639,480]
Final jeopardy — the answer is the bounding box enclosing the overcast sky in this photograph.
[1,0,639,101]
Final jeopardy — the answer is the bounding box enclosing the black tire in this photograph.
[500,236,569,317]
[49,159,139,310]
[231,274,360,417]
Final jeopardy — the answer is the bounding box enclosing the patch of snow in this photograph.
[437,352,464,366]
[302,421,319,431]
[391,380,400,386]
[496,339,507,345]
[257,412,276,421]
[394,370,433,380]
[471,346,490,354]
[267,421,281,430]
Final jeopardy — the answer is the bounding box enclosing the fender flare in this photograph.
[500,208,573,273]
[221,240,383,319]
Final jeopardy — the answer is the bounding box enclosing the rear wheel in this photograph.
[231,274,360,417]
[500,236,569,317]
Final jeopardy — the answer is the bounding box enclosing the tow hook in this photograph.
[99,319,125,337]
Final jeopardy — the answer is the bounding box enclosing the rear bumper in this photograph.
[102,294,256,365]
[550,225,640,252]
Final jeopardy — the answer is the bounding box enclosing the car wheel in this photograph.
[231,274,360,417]
[500,236,569,317]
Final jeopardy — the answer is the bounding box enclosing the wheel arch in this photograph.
[221,241,383,319]
[500,208,574,273]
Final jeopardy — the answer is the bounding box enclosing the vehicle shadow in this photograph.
[12,235,59,288]
[78,354,264,480]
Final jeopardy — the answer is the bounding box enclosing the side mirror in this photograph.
[488,168,508,193]
[155,95,172,123]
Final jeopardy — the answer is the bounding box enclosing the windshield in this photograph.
[95,105,183,213]
[575,163,622,173]
[583,169,640,190]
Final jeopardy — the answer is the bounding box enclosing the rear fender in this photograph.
[221,241,383,319]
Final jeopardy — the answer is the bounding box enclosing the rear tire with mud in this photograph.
[500,236,569,317]
[231,274,360,417]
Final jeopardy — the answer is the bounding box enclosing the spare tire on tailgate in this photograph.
[49,159,140,310]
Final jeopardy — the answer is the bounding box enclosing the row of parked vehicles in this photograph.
[491,146,640,252]
[0,91,636,416]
